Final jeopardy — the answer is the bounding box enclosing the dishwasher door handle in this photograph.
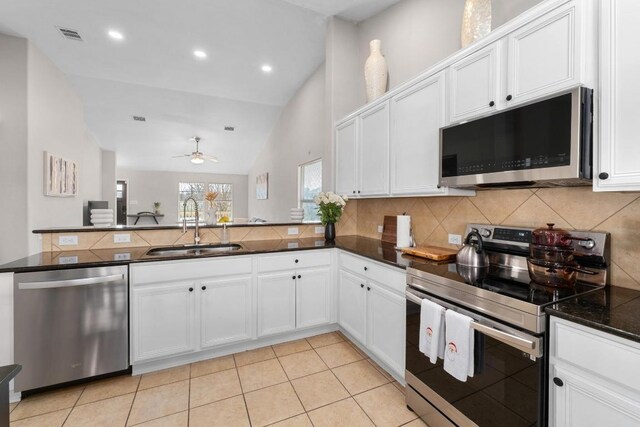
[19,274,125,290]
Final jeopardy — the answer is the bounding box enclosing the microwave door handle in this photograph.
[405,289,539,355]
[18,274,125,290]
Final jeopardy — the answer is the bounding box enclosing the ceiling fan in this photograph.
[173,136,218,164]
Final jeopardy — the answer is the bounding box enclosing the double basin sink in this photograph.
[144,243,244,258]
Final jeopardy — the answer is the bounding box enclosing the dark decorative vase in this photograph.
[324,222,336,242]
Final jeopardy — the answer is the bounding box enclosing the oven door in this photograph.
[405,286,546,427]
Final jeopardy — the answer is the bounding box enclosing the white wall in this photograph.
[102,150,117,211]
[117,169,248,224]
[0,34,28,264]
[26,42,103,254]
[248,65,326,222]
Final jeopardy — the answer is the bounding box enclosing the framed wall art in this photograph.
[256,172,268,200]
[44,151,78,197]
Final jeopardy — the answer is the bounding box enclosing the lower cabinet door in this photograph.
[366,281,405,376]
[200,276,252,348]
[257,272,296,337]
[132,282,197,362]
[296,267,331,329]
[338,269,367,343]
[551,365,640,427]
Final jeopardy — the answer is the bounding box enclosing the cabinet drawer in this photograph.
[257,250,331,273]
[339,251,406,294]
[552,317,640,391]
[132,256,253,285]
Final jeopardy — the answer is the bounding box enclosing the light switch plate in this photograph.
[58,256,78,264]
[58,235,78,246]
[448,234,462,245]
[315,226,324,234]
[113,253,131,261]
[287,227,299,235]
[377,225,384,233]
[114,234,131,243]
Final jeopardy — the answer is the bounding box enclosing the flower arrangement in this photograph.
[204,191,218,208]
[313,192,348,225]
[153,202,161,214]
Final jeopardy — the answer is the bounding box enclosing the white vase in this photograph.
[206,206,217,225]
[364,39,388,102]
[461,0,492,48]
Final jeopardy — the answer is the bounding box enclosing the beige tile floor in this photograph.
[9,332,426,427]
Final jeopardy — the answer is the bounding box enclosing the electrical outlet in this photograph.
[377,225,384,233]
[287,227,299,235]
[448,234,462,245]
[58,235,78,246]
[114,234,131,243]
[287,242,299,249]
[315,226,324,234]
[58,256,78,264]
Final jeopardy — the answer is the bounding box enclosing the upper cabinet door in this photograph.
[390,71,446,195]
[449,43,500,124]
[596,0,640,191]
[335,118,358,197]
[506,2,580,106]
[359,102,390,196]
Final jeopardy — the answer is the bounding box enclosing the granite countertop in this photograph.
[32,221,321,233]
[546,286,640,343]
[0,235,442,274]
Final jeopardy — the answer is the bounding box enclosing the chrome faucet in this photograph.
[182,196,201,245]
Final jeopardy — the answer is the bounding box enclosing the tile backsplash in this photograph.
[356,188,640,290]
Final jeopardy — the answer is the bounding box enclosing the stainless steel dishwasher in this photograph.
[14,265,129,392]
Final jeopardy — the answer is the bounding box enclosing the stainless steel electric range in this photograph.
[405,223,610,427]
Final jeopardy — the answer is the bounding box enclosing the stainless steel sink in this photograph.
[144,243,243,257]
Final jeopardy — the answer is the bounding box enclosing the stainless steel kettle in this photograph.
[456,231,489,268]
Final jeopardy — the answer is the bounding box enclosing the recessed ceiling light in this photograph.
[108,30,124,40]
[261,64,273,73]
[193,50,207,59]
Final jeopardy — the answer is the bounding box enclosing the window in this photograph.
[178,182,205,222]
[208,183,233,221]
[299,159,322,222]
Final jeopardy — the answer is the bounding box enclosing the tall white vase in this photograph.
[461,0,492,48]
[364,39,388,102]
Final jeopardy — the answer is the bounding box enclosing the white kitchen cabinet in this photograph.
[338,252,406,377]
[390,72,446,195]
[200,276,252,348]
[335,103,390,198]
[595,0,640,191]
[359,102,390,196]
[131,282,196,362]
[296,267,331,329]
[549,317,640,426]
[338,269,367,343]
[505,2,581,107]
[257,251,333,337]
[335,118,358,197]
[448,43,500,123]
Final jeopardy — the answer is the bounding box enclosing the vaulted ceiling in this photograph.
[0,0,400,174]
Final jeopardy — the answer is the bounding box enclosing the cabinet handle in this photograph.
[295,259,299,263]
[553,377,564,387]
[292,275,296,280]
[360,284,364,288]
[357,190,361,194]
[353,190,356,194]
[364,266,368,271]
[189,287,194,292]
[506,95,513,101]
[489,101,495,107]
[599,172,609,180]
[367,286,371,291]
[201,286,206,291]
[297,275,301,279]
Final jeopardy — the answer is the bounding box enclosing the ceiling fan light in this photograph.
[191,156,204,165]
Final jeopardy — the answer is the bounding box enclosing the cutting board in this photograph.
[381,216,397,244]
[401,245,458,262]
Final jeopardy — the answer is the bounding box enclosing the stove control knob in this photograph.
[480,228,492,238]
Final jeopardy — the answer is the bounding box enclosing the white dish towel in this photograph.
[418,298,445,364]
[444,310,475,382]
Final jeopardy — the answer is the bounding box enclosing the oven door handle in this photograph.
[406,290,540,356]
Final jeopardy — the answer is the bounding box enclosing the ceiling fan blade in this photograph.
[203,155,219,163]
[171,154,190,158]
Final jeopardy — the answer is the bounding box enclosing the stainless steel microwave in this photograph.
[439,87,593,189]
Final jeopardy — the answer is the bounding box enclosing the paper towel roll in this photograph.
[396,215,412,248]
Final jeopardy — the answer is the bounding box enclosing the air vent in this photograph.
[132,116,146,122]
[224,126,235,132]
[56,27,83,42]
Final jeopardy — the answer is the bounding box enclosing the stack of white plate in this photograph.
[290,208,304,222]
[91,209,114,226]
